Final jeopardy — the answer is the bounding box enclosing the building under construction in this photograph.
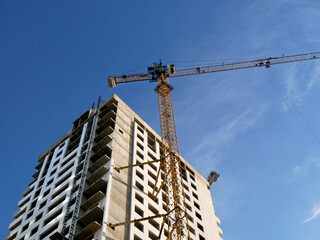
[6,94,223,240]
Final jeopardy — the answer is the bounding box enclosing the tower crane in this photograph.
[107,52,320,240]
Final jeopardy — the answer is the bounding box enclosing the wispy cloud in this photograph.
[265,62,320,114]
[286,156,320,183]
[186,105,267,176]
[279,66,301,113]
[306,64,320,92]
[244,0,320,55]
[303,201,320,223]
[292,64,320,100]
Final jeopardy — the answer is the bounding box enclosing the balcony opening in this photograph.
[148,204,159,215]
[134,206,144,217]
[135,181,144,192]
[197,223,204,232]
[149,219,160,230]
[148,231,158,240]
[134,221,144,232]
[195,212,202,221]
[135,193,144,204]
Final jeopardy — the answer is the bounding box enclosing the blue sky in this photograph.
[1,0,320,239]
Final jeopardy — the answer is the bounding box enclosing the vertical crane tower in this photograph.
[107,52,320,240]
[151,63,189,240]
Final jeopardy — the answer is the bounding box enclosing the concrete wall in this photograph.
[6,94,223,240]
[103,94,223,240]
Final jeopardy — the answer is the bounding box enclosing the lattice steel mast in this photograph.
[155,70,189,239]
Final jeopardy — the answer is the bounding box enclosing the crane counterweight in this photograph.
[107,77,116,88]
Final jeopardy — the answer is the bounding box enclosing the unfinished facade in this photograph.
[6,94,223,240]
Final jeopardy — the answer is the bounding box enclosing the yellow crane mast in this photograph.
[107,52,320,240]
[154,69,188,239]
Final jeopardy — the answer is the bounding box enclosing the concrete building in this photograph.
[6,94,223,240]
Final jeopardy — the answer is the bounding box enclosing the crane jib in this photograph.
[170,52,320,78]
[108,52,320,86]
